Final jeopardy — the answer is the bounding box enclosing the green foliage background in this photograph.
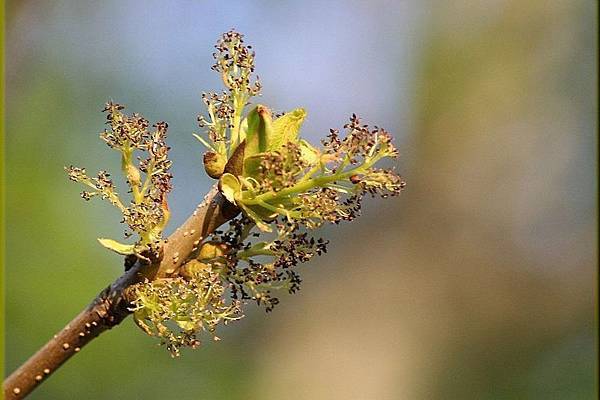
[4,1,597,399]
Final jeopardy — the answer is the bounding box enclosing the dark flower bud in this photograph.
[349,174,361,184]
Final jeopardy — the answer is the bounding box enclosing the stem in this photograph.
[244,168,347,205]
[79,177,126,212]
[297,163,323,184]
[244,153,385,206]
[3,185,239,399]
[237,248,274,258]
[256,200,301,219]
[139,161,155,199]
[121,148,142,203]
[230,92,245,156]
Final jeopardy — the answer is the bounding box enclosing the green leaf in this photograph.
[238,176,261,192]
[269,108,306,151]
[98,238,136,255]
[239,241,274,258]
[247,241,269,253]
[218,173,241,204]
[239,203,272,232]
[244,105,273,157]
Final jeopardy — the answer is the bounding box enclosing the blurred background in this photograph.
[4,1,597,399]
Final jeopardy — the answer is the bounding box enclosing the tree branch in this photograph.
[3,185,238,399]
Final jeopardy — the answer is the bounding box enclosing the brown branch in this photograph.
[3,185,238,399]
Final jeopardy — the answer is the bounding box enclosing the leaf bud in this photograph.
[349,174,361,184]
[203,151,227,179]
[180,260,211,280]
[197,241,229,261]
[125,164,142,187]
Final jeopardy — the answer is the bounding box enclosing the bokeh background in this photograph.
[4,1,597,399]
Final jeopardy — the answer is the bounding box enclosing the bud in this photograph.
[125,164,142,187]
[180,260,210,280]
[349,174,361,184]
[197,241,229,261]
[203,151,227,179]
[245,105,273,156]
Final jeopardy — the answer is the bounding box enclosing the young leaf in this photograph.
[299,139,320,165]
[98,238,136,255]
[269,108,306,151]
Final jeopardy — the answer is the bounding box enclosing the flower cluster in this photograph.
[192,33,405,231]
[216,217,328,311]
[126,215,325,355]
[253,142,308,192]
[211,30,261,98]
[81,30,406,357]
[66,168,123,207]
[196,92,232,157]
[66,103,172,257]
[195,29,263,180]
[127,270,242,357]
[218,113,405,231]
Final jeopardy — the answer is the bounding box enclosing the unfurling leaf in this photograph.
[239,203,272,232]
[299,139,319,165]
[244,105,273,157]
[218,173,241,204]
[269,108,306,151]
